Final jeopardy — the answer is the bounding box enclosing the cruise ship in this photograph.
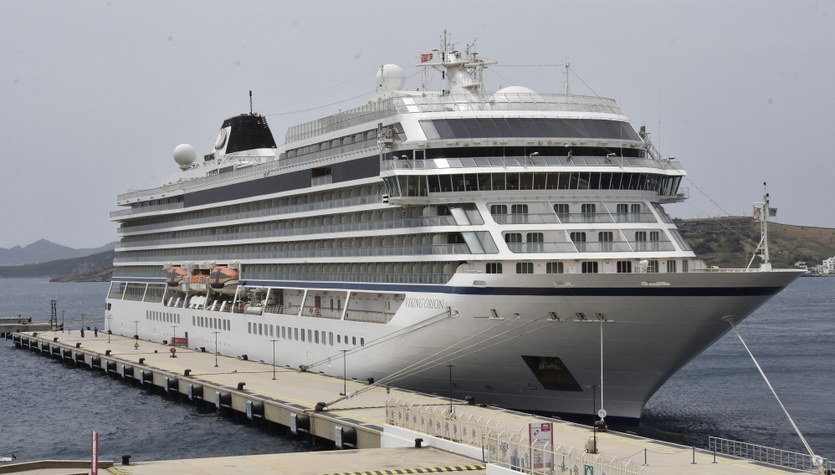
[105,39,800,424]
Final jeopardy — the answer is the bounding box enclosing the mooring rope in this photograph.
[725,317,821,467]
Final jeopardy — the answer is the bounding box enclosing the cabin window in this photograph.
[617,261,632,273]
[486,263,503,274]
[646,260,659,273]
[553,203,569,221]
[581,262,599,274]
[667,260,677,273]
[598,232,614,251]
[570,232,586,251]
[516,262,534,274]
[505,233,522,243]
[546,262,564,274]
[490,204,507,215]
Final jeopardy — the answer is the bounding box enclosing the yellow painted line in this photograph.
[321,464,486,475]
[106,466,133,475]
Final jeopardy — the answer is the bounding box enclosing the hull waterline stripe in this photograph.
[109,277,784,298]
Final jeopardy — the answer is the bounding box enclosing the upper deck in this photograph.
[285,92,627,143]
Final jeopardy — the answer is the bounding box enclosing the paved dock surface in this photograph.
[114,447,484,475]
[10,330,815,475]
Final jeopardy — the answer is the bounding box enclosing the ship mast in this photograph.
[417,32,495,97]
[747,182,773,271]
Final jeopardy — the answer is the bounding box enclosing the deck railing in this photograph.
[385,399,643,475]
[708,436,830,473]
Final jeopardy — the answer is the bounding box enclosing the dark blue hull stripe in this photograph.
[110,277,783,298]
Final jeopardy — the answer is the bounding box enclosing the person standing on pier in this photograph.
[94,327,98,337]
[80,328,85,338]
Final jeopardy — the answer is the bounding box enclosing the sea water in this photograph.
[1,277,832,461]
[0,279,307,462]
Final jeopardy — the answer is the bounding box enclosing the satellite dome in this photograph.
[173,143,196,170]
[492,86,542,102]
[376,64,405,93]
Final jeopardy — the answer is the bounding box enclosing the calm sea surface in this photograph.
[1,277,833,461]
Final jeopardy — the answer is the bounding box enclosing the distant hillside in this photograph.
[0,249,114,280]
[0,239,116,266]
[677,217,835,268]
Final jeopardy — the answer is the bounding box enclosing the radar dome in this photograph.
[492,86,542,102]
[376,64,405,93]
[173,143,196,170]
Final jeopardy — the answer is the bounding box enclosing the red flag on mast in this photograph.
[420,52,433,63]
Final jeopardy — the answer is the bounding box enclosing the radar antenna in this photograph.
[747,182,773,271]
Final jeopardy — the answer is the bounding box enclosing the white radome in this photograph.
[492,86,542,102]
[173,143,196,170]
[376,64,405,93]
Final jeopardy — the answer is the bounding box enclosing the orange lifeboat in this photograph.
[188,269,211,293]
[165,266,187,287]
[209,266,239,295]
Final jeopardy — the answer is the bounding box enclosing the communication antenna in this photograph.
[747,182,773,271]
[564,62,571,95]
[249,90,253,115]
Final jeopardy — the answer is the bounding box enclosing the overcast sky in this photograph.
[1,0,832,249]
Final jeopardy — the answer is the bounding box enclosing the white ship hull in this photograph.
[106,270,797,422]
[106,37,801,424]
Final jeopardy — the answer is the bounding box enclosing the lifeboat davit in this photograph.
[165,266,187,287]
[188,269,211,293]
[209,266,239,296]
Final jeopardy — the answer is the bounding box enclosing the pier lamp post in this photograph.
[586,384,598,453]
[172,325,177,346]
[212,331,219,367]
[447,364,454,417]
[270,339,278,380]
[106,314,112,344]
[340,349,348,396]
[133,320,139,339]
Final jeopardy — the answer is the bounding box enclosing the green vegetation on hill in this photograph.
[676,217,835,268]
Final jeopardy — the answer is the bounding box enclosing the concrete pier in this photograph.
[6,330,826,474]
[0,316,58,335]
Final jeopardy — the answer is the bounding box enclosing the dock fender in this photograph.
[164,377,179,393]
[290,413,309,435]
[215,391,231,410]
[187,384,203,401]
[246,400,264,420]
[334,426,357,449]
